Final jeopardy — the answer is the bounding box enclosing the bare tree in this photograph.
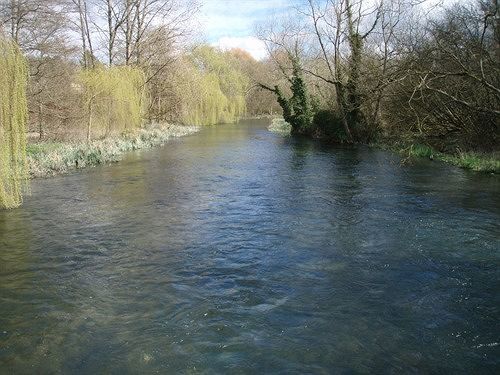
[71,0,95,67]
[383,0,500,152]
[301,0,386,140]
[0,0,80,139]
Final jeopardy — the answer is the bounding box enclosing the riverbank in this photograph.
[27,123,199,178]
[373,142,500,174]
[269,118,499,174]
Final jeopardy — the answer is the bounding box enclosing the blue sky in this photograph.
[198,0,456,60]
[199,0,295,59]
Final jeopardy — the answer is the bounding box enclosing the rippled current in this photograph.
[1,119,499,373]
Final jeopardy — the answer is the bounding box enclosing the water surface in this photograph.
[1,119,499,373]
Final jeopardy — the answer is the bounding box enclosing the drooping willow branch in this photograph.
[0,37,29,209]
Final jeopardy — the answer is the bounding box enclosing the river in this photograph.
[1,119,499,373]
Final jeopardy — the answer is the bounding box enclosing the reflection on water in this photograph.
[1,119,499,373]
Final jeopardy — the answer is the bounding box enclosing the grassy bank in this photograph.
[27,123,199,178]
[374,142,500,174]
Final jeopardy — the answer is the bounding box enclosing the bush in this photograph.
[268,118,292,134]
[312,110,347,141]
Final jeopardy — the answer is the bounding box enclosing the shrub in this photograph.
[312,110,347,141]
[268,118,292,134]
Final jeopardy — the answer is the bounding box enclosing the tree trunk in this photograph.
[494,0,500,63]
[107,0,114,66]
[10,0,18,42]
[38,103,43,140]
[82,0,94,68]
[124,0,133,65]
[87,97,93,142]
[335,82,353,142]
[76,0,88,68]
[135,0,143,65]
[345,0,364,133]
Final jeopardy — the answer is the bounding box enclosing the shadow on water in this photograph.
[0,119,499,373]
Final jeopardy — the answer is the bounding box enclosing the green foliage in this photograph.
[78,66,147,139]
[289,61,313,131]
[442,153,500,173]
[0,38,29,209]
[268,58,313,134]
[312,110,347,141]
[408,144,435,159]
[376,142,500,173]
[274,86,292,124]
[424,147,499,173]
[175,46,249,126]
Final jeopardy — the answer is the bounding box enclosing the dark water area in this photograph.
[1,119,499,373]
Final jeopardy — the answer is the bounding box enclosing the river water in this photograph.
[1,119,499,373]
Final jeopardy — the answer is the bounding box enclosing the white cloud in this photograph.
[199,0,293,41]
[212,36,268,60]
[199,0,295,59]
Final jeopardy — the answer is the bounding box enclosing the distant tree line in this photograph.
[0,0,279,142]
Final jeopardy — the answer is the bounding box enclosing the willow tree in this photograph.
[78,66,147,140]
[0,37,29,209]
[176,46,249,126]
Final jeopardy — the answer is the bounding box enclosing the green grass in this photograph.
[440,152,500,173]
[27,123,199,178]
[26,142,65,156]
[408,144,435,158]
[373,142,500,174]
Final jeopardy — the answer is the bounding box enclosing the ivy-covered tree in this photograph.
[260,57,313,134]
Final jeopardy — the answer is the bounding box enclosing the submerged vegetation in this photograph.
[0,37,29,209]
[268,118,292,134]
